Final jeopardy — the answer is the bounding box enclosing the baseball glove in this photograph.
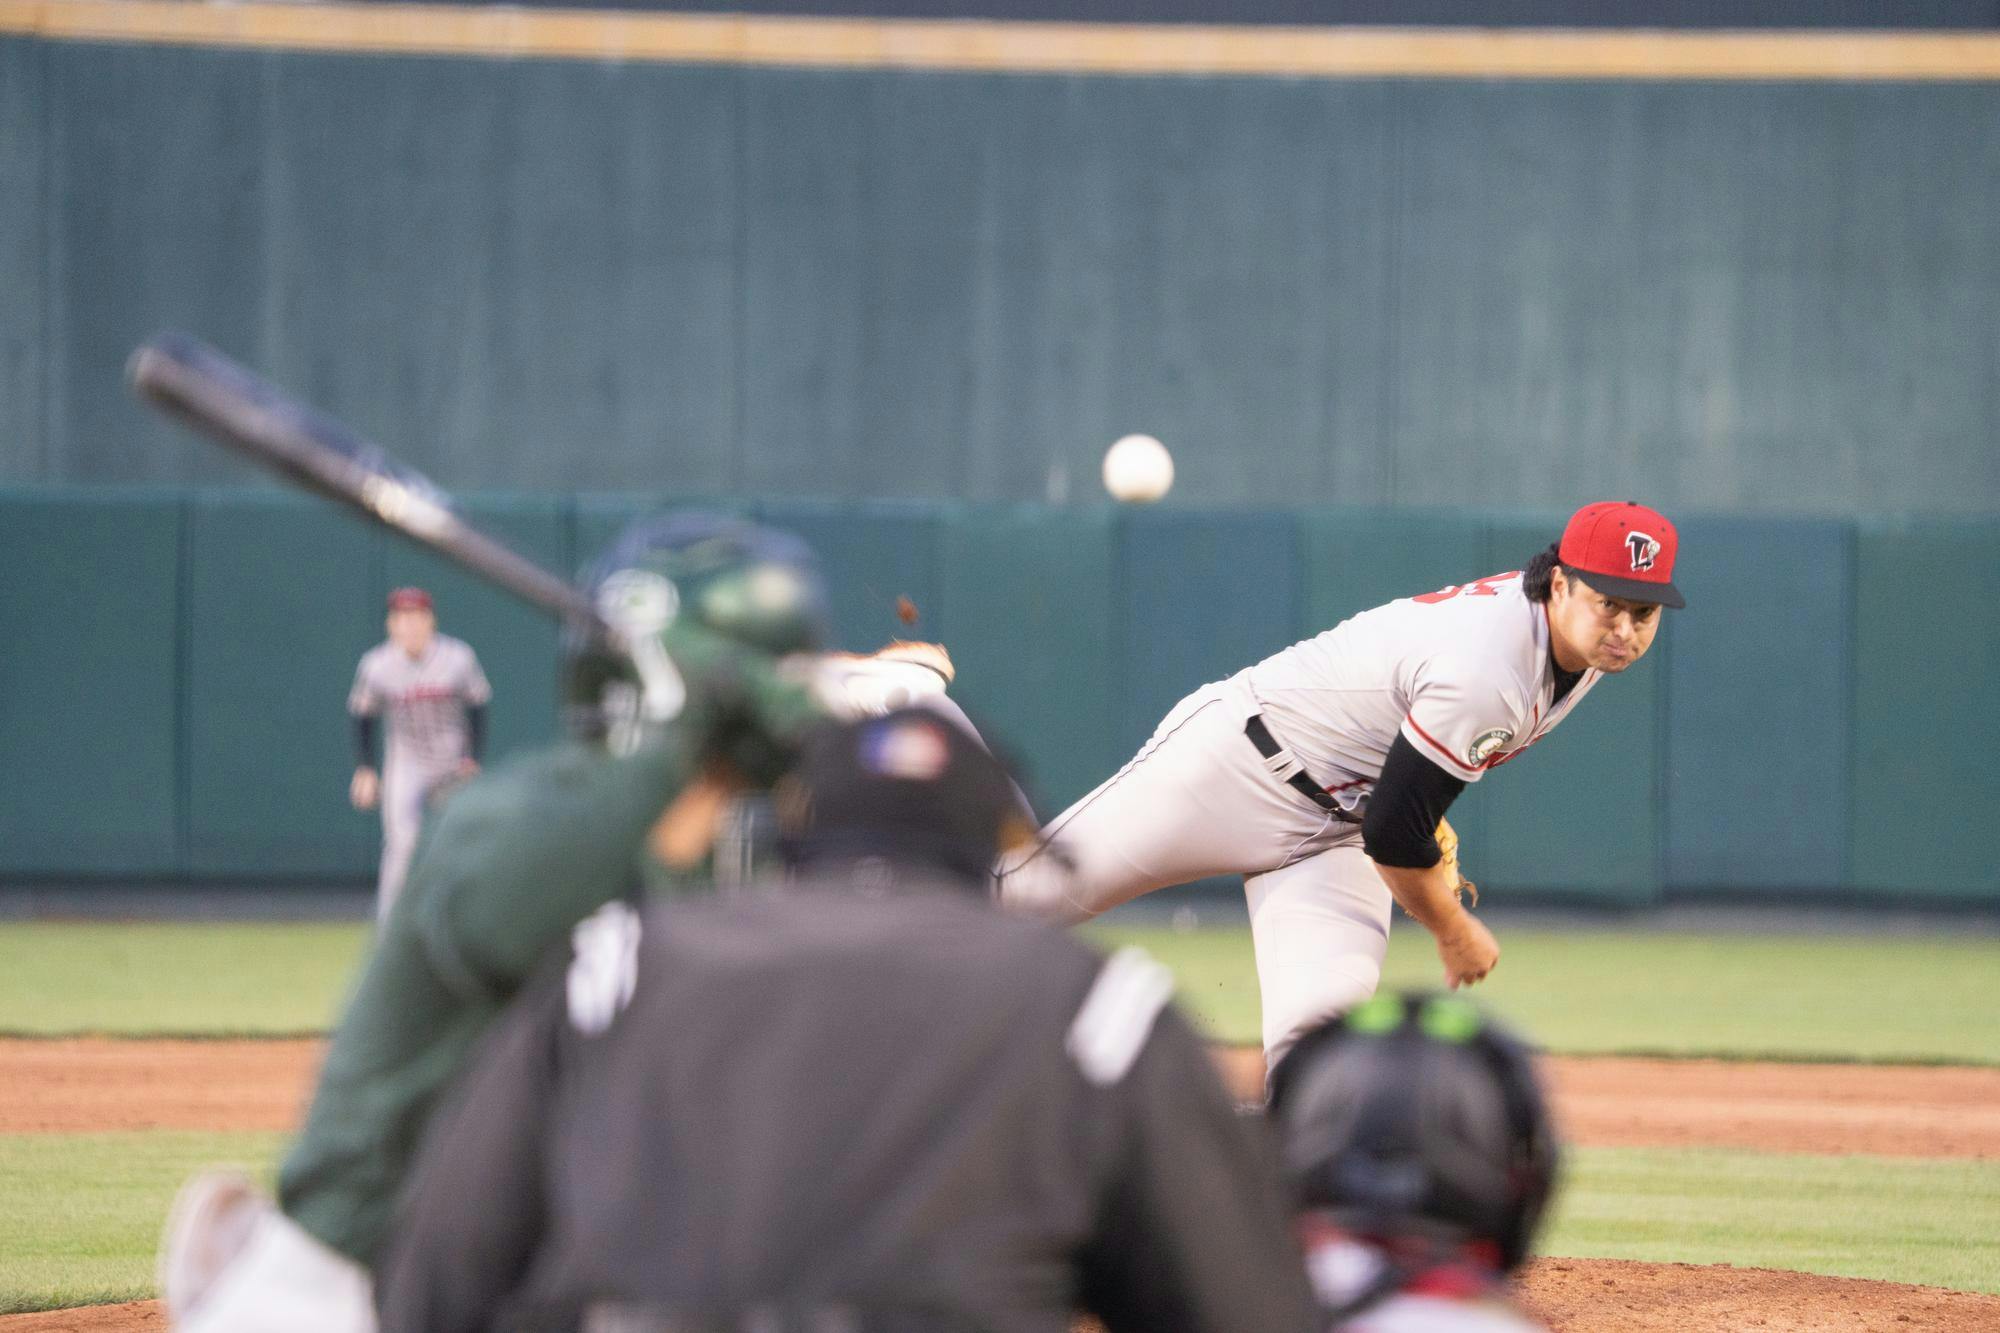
[1435,816,1477,907]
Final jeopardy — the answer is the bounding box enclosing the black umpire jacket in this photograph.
[375,863,1321,1333]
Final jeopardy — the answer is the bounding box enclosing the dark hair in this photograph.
[1521,542,1561,603]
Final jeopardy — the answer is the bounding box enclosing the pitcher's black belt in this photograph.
[1244,714,1353,819]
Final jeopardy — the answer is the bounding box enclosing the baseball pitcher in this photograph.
[347,587,491,919]
[1000,501,1684,1066]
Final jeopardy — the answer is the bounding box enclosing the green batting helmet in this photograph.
[564,512,830,743]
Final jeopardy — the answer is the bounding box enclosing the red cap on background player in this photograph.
[1558,502,1684,609]
[386,587,433,613]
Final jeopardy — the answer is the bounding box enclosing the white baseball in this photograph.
[1102,434,1175,504]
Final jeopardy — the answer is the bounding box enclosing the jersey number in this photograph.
[1413,572,1519,605]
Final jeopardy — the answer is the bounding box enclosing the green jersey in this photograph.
[279,733,694,1261]
[282,637,820,1265]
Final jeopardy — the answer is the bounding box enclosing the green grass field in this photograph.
[1544,1148,2000,1294]
[6,1133,1992,1315]
[0,1132,284,1315]
[5,920,1997,1062]
[2,919,1997,1313]
[1091,923,2000,1063]
[0,923,368,1037]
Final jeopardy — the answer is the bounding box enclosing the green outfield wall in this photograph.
[2,488,1993,905]
[5,29,2000,514]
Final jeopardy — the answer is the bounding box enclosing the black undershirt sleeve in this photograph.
[354,715,380,769]
[1361,731,1470,869]
[466,704,487,764]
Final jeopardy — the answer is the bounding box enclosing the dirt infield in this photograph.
[0,1040,322,1134]
[10,1265,2000,1332]
[1522,1260,2000,1331]
[0,1305,161,1331]
[1209,1045,2000,1157]
[9,1039,2000,1154]
[5,1038,1999,1331]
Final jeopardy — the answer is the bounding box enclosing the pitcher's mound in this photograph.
[1519,1257,2000,1331]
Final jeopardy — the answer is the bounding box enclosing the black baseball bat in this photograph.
[128,332,606,636]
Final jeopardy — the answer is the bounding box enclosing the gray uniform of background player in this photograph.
[348,636,491,915]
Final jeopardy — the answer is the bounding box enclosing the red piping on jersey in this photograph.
[1403,715,1485,777]
[1483,701,1543,770]
[1491,726,1546,768]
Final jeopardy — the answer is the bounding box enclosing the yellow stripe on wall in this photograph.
[5,0,2000,80]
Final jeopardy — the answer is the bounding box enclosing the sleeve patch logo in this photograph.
[1467,728,1514,766]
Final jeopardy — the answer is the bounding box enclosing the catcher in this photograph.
[1271,990,1560,1331]
[1000,501,1684,1067]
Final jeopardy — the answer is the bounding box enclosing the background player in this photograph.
[1271,991,1560,1331]
[1000,501,1684,1065]
[347,587,491,919]
[377,709,1320,1333]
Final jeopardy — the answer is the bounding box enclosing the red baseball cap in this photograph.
[386,586,434,612]
[1558,502,1684,609]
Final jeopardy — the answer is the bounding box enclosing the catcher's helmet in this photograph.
[1269,991,1558,1273]
[564,512,829,742]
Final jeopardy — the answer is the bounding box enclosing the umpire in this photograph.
[376,708,1320,1333]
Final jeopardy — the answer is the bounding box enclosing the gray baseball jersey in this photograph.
[347,636,491,769]
[1000,573,1604,1060]
[1244,573,1600,818]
